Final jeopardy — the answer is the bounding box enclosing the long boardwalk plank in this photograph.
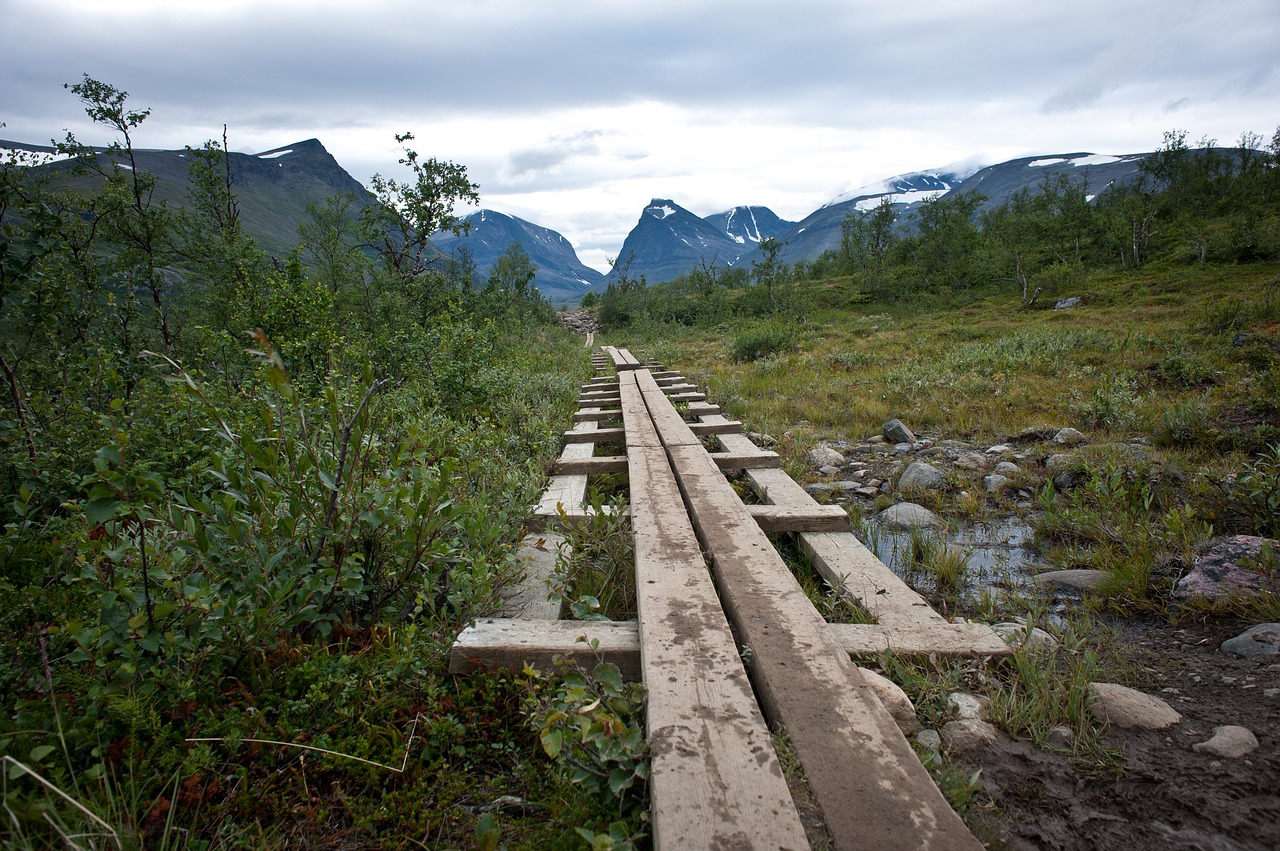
[634,369,982,851]
[616,369,809,849]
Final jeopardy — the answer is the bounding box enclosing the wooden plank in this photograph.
[709,451,780,471]
[499,534,565,619]
[553,455,628,475]
[563,427,625,444]
[449,618,1013,677]
[683,402,721,416]
[616,369,808,849]
[573,408,623,422]
[666,391,707,403]
[637,371,981,851]
[745,504,850,533]
[688,420,743,436]
[535,421,597,520]
[451,619,640,679]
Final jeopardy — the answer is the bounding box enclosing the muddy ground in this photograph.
[962,619,1279,850]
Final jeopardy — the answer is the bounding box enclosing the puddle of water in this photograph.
[858,514,1042,600]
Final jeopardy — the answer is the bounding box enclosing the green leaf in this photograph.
[539,727,562,758]
[30,744,55,763]
[85,497,122,524]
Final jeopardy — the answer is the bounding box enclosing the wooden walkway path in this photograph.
[451,346,1008,849]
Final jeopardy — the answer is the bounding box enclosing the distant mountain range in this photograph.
[4,134,1154,302]
[430,210,604,304]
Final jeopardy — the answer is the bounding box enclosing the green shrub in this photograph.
[1233,444,1280,536]
[730,323,798,362]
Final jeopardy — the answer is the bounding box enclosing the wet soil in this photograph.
[962,619,1280,850]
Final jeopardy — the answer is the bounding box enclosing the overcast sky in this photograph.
[3,0,1278,272]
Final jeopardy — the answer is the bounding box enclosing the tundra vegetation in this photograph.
[2,75,1278,847]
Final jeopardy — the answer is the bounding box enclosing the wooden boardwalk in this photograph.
[452,346,1008,849]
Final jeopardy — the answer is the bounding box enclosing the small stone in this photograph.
[1053,427,1087,446]
[859,668,919,734]
[818,464,842,477]
[1053,471,1077,490]
[1088,682,1182,730]
[1054,296,1081,310]
[883,419,916,444]
[1044,454,1076,474]
[876,502,945,531]
[941,718,1000,752]
[954,452,989,471]
[993,461,1021,476]
[986,444,1012,455]
[899,461,946,492]
[947,691,986,720]
[868,435,886,445]
[1264,688,1279,698]
[1220,623,1280,660]
[1192,726,1258,759]
[992,622,1059,650]
[893,442,913,454]
[915,729,942,752]
[807,444,845,470]
[1046,725,1075,751]
[983,474,1011,492]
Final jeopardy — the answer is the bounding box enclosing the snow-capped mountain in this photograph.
[431,210,604,305]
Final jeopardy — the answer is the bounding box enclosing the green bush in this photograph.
[730,323,799,362]
[1233,444,1280,536]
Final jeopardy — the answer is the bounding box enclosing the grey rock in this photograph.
[993,461,1021,476]
[941,718,1001,752]
[899,461,946,492]
[947,691,986,720]
[1053,471,1078,490]
[1033,569,1113,592]
[818,464,843,477]
[1046,725,1075,751]
[1088,682,1182,730]
[992,622,1059,650]
[1192,725,1258,759]
[1220,623,1280,660]
[915,729,942,752]
[1054,296,1082,310]
[876,502,944,531]
[1045,454,1077,475]
[986,443,1012,455]
[1053,427,1087,446]
[983,474,1011,492]
[954,452,989,471]
[868,434,886,445]
[1174,536,1280,601]
[893,442,913,454]
[883,418,916,444]
[806,444,845,470]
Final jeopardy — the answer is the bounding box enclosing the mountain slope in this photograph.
[431,210,604,304]
[6,138,375,260]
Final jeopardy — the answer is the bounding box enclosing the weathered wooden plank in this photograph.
[744,503,850,532]
[683,402,721,416]
[688,420,743,436]
[449,618,1013,677]
[451,619,639,679]
[616,369,808,849]
[637,372,981,851]
[499,534,566,619]
[666,391,707,403]
[709,451,781,471]
[553,455,628,475]
[535,421,597,521]
[573,408,623,422]
[563,427,625,444]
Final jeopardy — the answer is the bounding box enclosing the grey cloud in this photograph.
[505,130,604,181]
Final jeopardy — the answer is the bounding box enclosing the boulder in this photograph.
[1191,725,1258,759]
[876,502,944,531]
[1087,682,1181,730]
[898,461,946,492]
[1054,296,1081,310]
[1220,623,1280,660]
[954,452,989,471]
[1173,536,1280,601]
[883,418,916,444]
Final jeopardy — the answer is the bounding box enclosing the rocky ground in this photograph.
[783,418,1279,849]
[965,619,1279,850]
